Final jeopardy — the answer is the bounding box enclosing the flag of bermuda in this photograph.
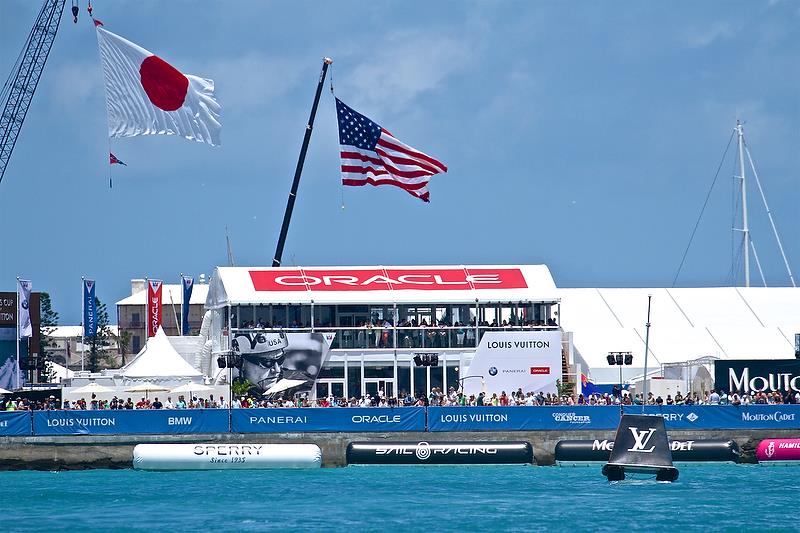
[96,26,221,146]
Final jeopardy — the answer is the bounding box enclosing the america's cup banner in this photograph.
[146,279,163,338]
[463,331,563,397]
[249,267,528,292]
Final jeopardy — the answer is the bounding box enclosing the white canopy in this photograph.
[206,265,559,308]
[120,326,202,379]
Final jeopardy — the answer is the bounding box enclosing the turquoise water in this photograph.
[3,465,799,532]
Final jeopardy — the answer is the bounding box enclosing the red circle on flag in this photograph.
[139,55,189,111]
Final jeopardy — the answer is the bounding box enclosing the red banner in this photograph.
[146,279,163,338]
[249,268,528,292]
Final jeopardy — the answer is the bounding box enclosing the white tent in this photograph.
[120,327,202,379]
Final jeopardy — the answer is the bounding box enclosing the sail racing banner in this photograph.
[428,406,620,432]
[32,409,229,435]
[231,407,426,433]
[0,411,31,436]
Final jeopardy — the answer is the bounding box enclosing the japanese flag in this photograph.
[96,25,221,146]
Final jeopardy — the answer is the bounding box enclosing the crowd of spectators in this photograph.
[3,387,798,411]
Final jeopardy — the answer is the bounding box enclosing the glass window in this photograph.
[319,365,344,379]
[413,367,427,397]
[397,365,410,397]
[364,366,394,379]
[314,305,335,327]
[348,365,361,399]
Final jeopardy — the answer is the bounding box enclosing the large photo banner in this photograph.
[463,331,563,398]
[714,359,800,395]
[230,332,334,397]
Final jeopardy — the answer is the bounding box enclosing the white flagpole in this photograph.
[169,288,179,337]
[179,273,184,336]
[81,276,85,372]
[15,277,20,390]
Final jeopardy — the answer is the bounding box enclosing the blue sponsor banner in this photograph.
[33,409,229,436]
[627,405,800,430]
[0,411,31,436]
[231,407,426,433]
[181,276,193,335]
[427,406,621,432]
[82,279,97,338]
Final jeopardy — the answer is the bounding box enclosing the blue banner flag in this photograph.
[83,279,97,337]
[181,276,194,335]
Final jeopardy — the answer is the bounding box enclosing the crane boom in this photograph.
[0,0,66,186]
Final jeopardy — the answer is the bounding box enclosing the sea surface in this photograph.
[3,464,799,532]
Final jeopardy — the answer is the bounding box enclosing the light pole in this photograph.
[606,351,633,417]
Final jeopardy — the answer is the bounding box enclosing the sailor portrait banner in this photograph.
[83,279,97,337]
[146,279,163,338]
[17,279,32,339]
[181,276,193,335]
[231,407,427,433]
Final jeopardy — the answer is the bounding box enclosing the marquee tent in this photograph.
[120,327,202,379]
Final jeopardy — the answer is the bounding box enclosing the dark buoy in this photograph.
[602,414,679,482]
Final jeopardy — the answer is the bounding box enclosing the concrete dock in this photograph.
[1,429,795,470]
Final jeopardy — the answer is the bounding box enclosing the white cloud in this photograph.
[680,22,734,48]
[200,53,306,114]
[341,30,476,114]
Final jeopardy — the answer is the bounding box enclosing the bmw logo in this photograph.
[488,366,498,376]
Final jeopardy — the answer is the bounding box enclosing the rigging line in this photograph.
[745,145,796,287]
[730,143,741,285]
[750,238,767,287]
[672,129,736,287]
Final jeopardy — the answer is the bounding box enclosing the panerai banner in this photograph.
[463,330,563,397]
[82,279,97,338]
[146,279,163,338]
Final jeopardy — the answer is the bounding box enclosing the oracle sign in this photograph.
[249,268,528,292]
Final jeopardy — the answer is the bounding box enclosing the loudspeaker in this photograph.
[606,354,616,365]
[431,354,439,367]
[413,355,423,366]
[624,353,633,365]
[217,357,226,368]
[615,353,624,365]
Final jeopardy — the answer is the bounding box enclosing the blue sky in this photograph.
[1,1,798,324]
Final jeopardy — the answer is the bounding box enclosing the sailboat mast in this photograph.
[736,120,750,288]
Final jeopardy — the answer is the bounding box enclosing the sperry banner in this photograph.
[249,268,528,292]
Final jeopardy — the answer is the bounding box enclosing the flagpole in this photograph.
[169,287,179,337]
[81,276,85,372]
[272,57,333,267]
[15,277,20,390]
[179,273,184,336]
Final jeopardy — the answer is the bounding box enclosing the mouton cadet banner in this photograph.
[463,330,563,398]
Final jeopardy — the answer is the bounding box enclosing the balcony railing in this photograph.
[231,325,559,350]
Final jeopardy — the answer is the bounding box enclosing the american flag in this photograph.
[336,98,447,203]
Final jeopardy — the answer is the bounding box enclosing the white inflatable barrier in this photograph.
[133,443,322,471]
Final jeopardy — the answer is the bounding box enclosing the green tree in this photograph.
[86,297,114,372]
[38,292,59,382]
[113,329,132,366]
